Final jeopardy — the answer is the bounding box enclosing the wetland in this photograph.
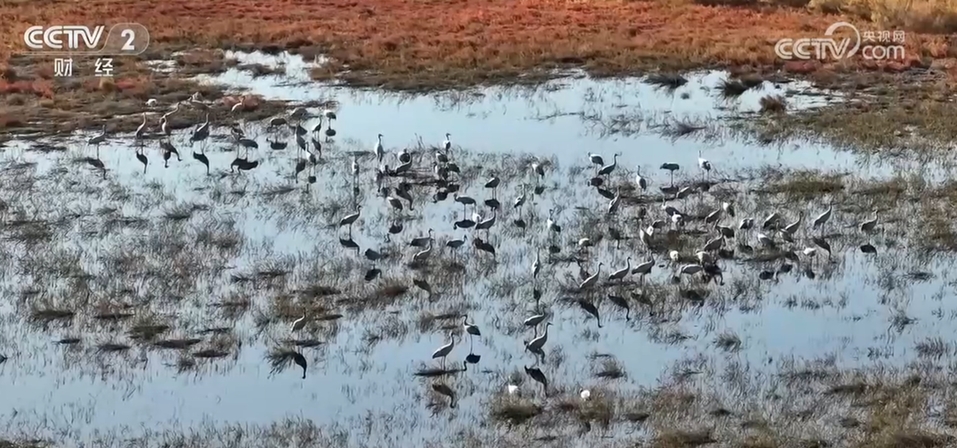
[3,1,957,445]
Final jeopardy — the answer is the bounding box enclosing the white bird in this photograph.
[609,258,631,282]
[531,161,545,179]
[351,156,359,178]
[514,185,527,209]
[697,149,711,175]
[146,98,158,107]
[578,238,593,249]
[546,208,561,233]
[386,194,403,212]
[525,322,552,352]
[507,384,520,395]
[375,133,384,163]
[669,250,680,264]
[803,247,817,257]
[431,331,456,367]
[532,251,541,279]
[722,201,735,218]
[463,314,481,339]
[291,314,307,331]
[580,388,591,401]
[696,250,713,265]
[635,166,647,192]
[579,263,603,290]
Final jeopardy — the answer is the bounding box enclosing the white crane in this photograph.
[635,166,647,192]
[463,315,481,345]
[443,133,452,152]
[697,149,711,178]
[507,384,520,395]
[375,133,384,163]
[386,193,403,212]
[579,263,603,290]
[431,331,455,368]
[532,251,541,279]
[531,161,545,179]
[146,98,158,108]
[580,388,591,401]
[722,201,735,217]
[514,185,527,209]
[546,208,561,233]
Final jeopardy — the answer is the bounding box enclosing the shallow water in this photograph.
[0,53,955,445]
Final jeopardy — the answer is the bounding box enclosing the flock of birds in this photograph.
[77,93,882,413]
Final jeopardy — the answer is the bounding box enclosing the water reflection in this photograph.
[0,54,955,445]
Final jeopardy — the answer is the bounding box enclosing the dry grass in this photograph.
[2,0,953,92]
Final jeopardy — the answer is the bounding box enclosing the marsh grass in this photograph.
[6,131,957,446]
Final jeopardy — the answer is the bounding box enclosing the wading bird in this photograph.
[432,331,456,368]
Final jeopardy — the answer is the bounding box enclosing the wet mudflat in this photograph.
[2,52,957,447]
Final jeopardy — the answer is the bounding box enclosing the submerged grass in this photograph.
[6,125,957,446]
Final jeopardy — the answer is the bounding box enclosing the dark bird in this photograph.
[414,278,432,296]
[607,294,630,321]
[135,149,148,174]
[192,150,209,175]
[524,365,548,394]
[660,162,680,185]
[812,236,831,255]
[292,351,307,379]
[431,383,456,409]
[295,158,307,181]
[365,268,381,282]
[473,237,496,256]
[577,299,602,328]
